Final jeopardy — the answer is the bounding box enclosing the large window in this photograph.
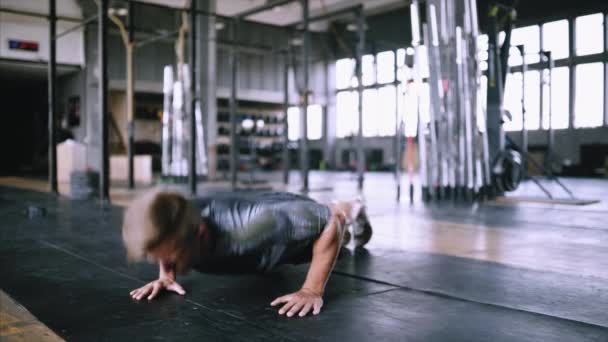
[576,13,604,56]
[542,20,569,60]
[504,72,524,131]
[287,107,300,141]
[542,66,569,129]
[336,58,355,90]
[399,83,423,137]
[524,71,541,130]
[396,48,414,81]
[307,105,323,140]
[336,54,391,88]
[362,89,377,137]
[336,91,358,138]
[336,46,431,138]
[337,86,398,138]
[362,86,397,137]
[509,25,540,66]
[575,63,604,128]
[418,46,430,78]
[376,51,395,84]
[336,14,606,135]
[287,104,323,141]
[362,54,375,86]
[503,71,541,131]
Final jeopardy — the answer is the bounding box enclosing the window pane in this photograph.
[362,89,377,137]
[499,31,506,46]
[576,13,604,56]
[575,63,604,128]
[336,91,359,138]
[287,105,323,140]
[418,45,430,78]
[397,81,430,135]
[509,25,540,66]
[362,54,375,86]
[397,48,414,81]
[288,107,300,141]
[401,82,418,137]
[336,58,355,89]
[361,86,397,137]
[397,48,406,67]
[524,70,541,130]
[508,46,523,67]
[307,104,323,140]
[504,72,523,131]
[542,20,569,60]
[542,66,569,129]
[419,82,431,125]
[377,50,395,84]
[377,85,397,136]
[504,71,542,131]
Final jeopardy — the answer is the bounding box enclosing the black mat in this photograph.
[2,186,608,341]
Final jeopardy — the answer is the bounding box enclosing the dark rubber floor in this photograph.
[1,184,608,341]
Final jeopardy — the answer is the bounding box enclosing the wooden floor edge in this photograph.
[0,289,65,341]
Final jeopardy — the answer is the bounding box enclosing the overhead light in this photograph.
[290,37,303,46]
[215,22,225,30]
[346,23,368,32]
[108,7,128,16]
[273,5,282,12]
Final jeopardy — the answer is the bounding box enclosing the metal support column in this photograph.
[539,27,545,132]
[99,0,109,202]
[283,52,290,185]
[127,1,135,189]
[229,20,239,189]
[605,12,608,127]
[300,0,309,192]
[518,45,528,177]
[48,0,58,194]
[394,49,401,200]
[356,7,365,190]
[544,51,555,177]
[189,0,197,195]
[568,17,576,129]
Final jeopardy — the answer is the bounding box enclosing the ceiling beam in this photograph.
[290,4,363,28]
[235,0,299,20]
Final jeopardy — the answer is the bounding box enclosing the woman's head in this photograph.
[122,190,199,272]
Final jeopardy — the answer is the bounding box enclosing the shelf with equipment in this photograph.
[215,105,287,173]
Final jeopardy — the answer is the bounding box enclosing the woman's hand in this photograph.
[270,288,323,317]
[130,277,186,301]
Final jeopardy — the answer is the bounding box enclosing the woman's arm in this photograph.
[270,215,343,317]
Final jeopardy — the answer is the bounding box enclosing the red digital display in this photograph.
[8,39,39,52]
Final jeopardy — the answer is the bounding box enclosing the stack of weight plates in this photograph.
[70,170,100,200]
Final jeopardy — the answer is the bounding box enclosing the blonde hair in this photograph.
[122,190,198,262]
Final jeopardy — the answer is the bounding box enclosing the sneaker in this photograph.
[342,227,351,246]
[352,204,372,247]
